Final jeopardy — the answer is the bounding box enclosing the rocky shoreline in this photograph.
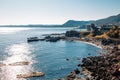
[27,33,120,80]
[54,32,120,80]
[62,38,120,80]
[81,47,120,80]
[27,27,120,80]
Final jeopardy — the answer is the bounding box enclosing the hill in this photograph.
[95,14,120,25]
[63,14,120,27]
[62,20,93,27]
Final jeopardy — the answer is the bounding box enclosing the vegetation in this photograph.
[87,24,120,39]
[80,31,90,37]
[106,26,120,38]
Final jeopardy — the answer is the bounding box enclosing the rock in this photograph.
[58,78,65,80]
[77,64,81,67]
[66,58,69,61]
[74,68,80,74]
[27,37,39,42]
[67,72,77,80]
[17,72,45,78]
[45,36,61,42]
[65,30,80,37]
[80,48,120,80]
[0,63,6,67]
[118,45,120,49]
[88,53,91,55]
[9,61,30,66]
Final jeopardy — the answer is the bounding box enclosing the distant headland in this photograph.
[0,13,120,27]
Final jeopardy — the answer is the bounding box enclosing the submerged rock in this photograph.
[66,58,70,61]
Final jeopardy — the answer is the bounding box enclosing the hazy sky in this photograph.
[0,0,120,25]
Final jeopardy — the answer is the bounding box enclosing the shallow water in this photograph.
[0,27,100,80]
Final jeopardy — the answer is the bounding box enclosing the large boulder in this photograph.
[65,30,80,37]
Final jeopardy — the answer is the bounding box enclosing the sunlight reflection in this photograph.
[0,43,34,80]
[0,27,30,34]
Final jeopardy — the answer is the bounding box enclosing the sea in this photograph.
[0,27,100,80]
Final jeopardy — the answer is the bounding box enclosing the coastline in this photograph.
[62,36,120,80]
[64,37,120,80]
[27,33,119,80]
[75,40,102,49]
[63,37,102,49]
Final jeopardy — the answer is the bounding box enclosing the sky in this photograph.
[0,0,120,25]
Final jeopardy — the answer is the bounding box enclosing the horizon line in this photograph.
[0,13,119,26]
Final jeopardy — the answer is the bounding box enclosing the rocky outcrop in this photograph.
[17,72,45,78]
[9,61,30,66]
[66,68,83,80]
[80,47,120,80]
[64,45,120,80]
[45,35,61,42]
[101,38,120,45]
[65,30,80,37]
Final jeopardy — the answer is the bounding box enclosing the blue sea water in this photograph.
[0,27,100,80]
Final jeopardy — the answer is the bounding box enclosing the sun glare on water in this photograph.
[0,27,30,34]
[0,44,34,80]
